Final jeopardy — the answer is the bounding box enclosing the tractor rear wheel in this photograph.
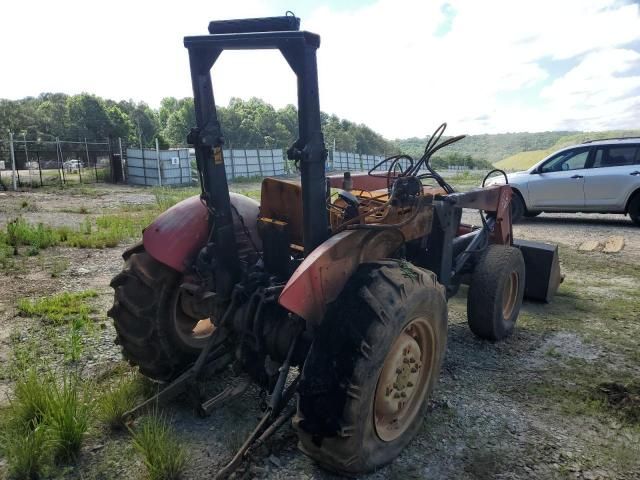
[295,260,447,475]
[467,245,525,341]
[108,244,223,382]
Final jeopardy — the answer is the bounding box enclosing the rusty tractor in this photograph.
[108,14,561,478]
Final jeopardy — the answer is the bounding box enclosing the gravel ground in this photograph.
[0,184,638,480]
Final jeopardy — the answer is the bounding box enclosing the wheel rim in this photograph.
[171,290,216,350]
[502,271,519,320]
[373,317,435,442]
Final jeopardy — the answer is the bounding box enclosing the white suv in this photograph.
[495,138,640,225]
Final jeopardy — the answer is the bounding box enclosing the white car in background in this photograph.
[63,159,84,172]
[492,138,640,226]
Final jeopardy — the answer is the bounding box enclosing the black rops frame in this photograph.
[184,24,329,292]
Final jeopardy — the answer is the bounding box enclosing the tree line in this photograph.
[2,92,545,169]
[0,93,397,155]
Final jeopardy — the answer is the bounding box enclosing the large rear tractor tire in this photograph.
[467,245,525,341]
[108,245,221,382]
[294,260,447,475]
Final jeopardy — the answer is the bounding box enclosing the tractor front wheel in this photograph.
[295,260,447,475]
[108,245,223,382]
[467,245,525,341]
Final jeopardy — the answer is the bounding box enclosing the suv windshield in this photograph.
[539,148,589,173]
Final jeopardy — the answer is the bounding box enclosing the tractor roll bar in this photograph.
[184,18,329,296]
[208,14,300,34]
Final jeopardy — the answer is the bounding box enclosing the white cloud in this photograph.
[0,0,639,138]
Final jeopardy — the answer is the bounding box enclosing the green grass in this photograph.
[17,290,97,326]
[10,367,54,428]
[7,218,60,251]
[1,212,156,253]
[1,420,52,480]
[65,316,86,363]
[495,149,549,170]
[45,372,92,462]
[1,365,91,476]
[97,373,145,430]
[131,412,187,480]
[49,257,69,278]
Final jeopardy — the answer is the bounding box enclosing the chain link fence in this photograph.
[0,133,400,191]
[0,135,119,189]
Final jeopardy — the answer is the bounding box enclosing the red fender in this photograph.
[278,228,405,325]
[143,193,261,272]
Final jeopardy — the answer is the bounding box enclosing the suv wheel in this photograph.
[511,193,526,223]
[629,193,640,226]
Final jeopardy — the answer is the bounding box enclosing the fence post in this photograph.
[256,147,263,177]
[9,132,17,190]
[56,137,65,185]
[229,147,235,180]
[141,142,146,186]
[22,133,32,187]
[118,137,125,183]
[271,150,276,176]
[155,138,162,187]
[85,138,95,183]
[36,150,43,187]
[106,137,114,183]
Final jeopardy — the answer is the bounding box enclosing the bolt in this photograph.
[394,392,401,399]
[410,367,417,373]
[386,386,392,396]
[401,392,407,398]
[409,357,416,363]
[407,381,414,387]
[403,358,410,364]
[396,367,402,374]
[393,383,398,389]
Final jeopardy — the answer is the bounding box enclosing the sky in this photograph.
[0,0,639,138]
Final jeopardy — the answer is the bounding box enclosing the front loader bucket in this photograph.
[514,239,562,303]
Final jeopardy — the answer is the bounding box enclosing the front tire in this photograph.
[628,193,640,226]
[467,245,525,341]
[108,245,221,381]
[511,192,526,223]
[295,260,447,475]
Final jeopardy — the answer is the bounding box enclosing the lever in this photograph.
[571,174,583,179]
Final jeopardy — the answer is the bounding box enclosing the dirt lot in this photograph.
[0,182,639,480]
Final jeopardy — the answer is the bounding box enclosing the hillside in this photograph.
[395,131,574,163]
[495,129,640,170]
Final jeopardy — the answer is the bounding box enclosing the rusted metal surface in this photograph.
[502,271,519,319]
[259,177,304,247]
[449,185,513,245]
[279,229,405,324]
[374,317,433,442]
[143,193,261,272]
[327,172,389,191]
